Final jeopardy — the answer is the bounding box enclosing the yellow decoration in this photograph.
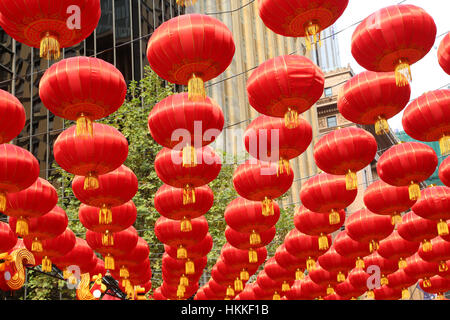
[31,238,43,253]
[346,170,358,190]
[282,281,290,292]
[99,205,112,225]
[439,135,450,156]
[262,197,274,216]
[329,209,341,225]
[102,230,114,246]
[306,257,316,272]
[402,288,410,300]
[304,22,322,51]
[185,259,195,275]
[284,108,299,129]
[395,60,412,87]
[318,233,329,250]
[234,278,243,292]
[249,248,258,263]
[177,245,187,259]
[408,182,421,201]
[250,230,261,245]
[181,217,192,232]
[355,257,365,269]
[183,185,196,205]
[105,254,115,270]
[84,173,99,190]
[16,217,29,237]
[277,158,291,176]
[437,220,449,236]
[76,113,93,137]
[182,145,197,168]
[295,269,304,280]
[375,116,390,135]
[40,33,61,60]
[398,258,407,269]
[240,269,249,281]
[337,272,346,283]
[188,74,205,101]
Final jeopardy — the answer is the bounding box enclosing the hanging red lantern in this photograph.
[439,157,450,187]
[258,0,349,49]
[72,165,138,226]
[0,89,25,143]
[88,258,106,278]
[235,283,257,301]
[363,180,417,225]
[373,285,402,300]
[161,282,199,300]
[335,280,365,300]
[300,173,357,225]
[153,287,167,300]
[9,205,68,253]
[403,90,450,156]
[419,275,450,300]
[54,123,129,190]
[378,142,438,201]
[225,226,276,259]
[404,253,439,288]
[398,210,438,253]
[318,246,355,283]
[387,268,418,300]
[224,197,280,247]
[221,242,267,272]
[334,231,371,270]
[309,263,339,296]
[285,280,308,300]
[233,160,294,216]
[338,71,411,135]
[418,237,450,273]
[246,55,324,128]
[155,146,221,205]
[275,244,307,281]
[86,227,138,271]
[351,4,437,86]
[313,127,377,190]
[347,268,370,295]
[210,262,239,293]
[40,57,127,136]
[114,237,150,283]
[346,208,395,253]
[244,115,313,173]
[284,229,331,272]
[0,222,17,253]
[148,93,224,167]
[155,184,213,232]
[294,205,345,250]
[24,228,76,272]
[364,252,398,286]
[0,144,40,213]
[377,231,420,269]
[4,178,58,237]
[438,33,450,75]
[165,233,213,261]
[162,253,206,287]
[147,14,235,101]
[256,270,285,300]
[300,275,329,300]
[412,186,450,237]
[263,257,295,293]
[53,238,95,278]
[0,0,100,60]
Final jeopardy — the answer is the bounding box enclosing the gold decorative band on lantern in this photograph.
[380,275,389,286]
[318,233,329,250]
[240,269,250,281]
[76,113,94,137]
[284,108,299,129]
[40,32,61,60]
[402,288,410,300]
[176,0,197,7]
[422,278,431,288]
[304,21,322,51]
[439,261,449,272]
[346,170,358,190]
[183,185,196,205]
[248,248,258,263]
[395,59,412,87]
[185,259,195,275]
[439,135,450,156]
[99,204,113,225]
[375,116,390,135]
[84,172,99,190]
[250,230,261,245]
[182,145,197,168]
[391,213,402,226]
[31,237,43,253]
[181,217,192,232]
[177,245,187,259]
[262,197,274,216]
[234,278,244,292]
[188,74,206,101]
[408,181,421,201]
[16,217,29,237]
[102,230,114,246]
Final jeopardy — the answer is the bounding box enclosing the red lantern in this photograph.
[294,205,345,250]
[40,57,127,136]
[438,33,450,75]
[72,165,138,225]
[373,285,402,300]
[0,144,40,212]
[235,283,257,300]
[147,14,235,101]
[0,222,17,253]
[224,197,280,246]
[313,127,377,190]
[364,252,398,286]
[275,244,306,281]
[363,180,416,225]
[256,270,285,300]
[263,257,295,293]
[0,0,100,60]
[351,4,436,86]
[346,208,395,253]
[334,231,371,269]
[161,282,199,300]
[53,238,95,278]
[221,242,267,271]
[258,0,349,49]
[225,226,276,254]
[164,233,213,261]
[115,237,150,281]
[377,231,420,269]
[9,205,68,253]
[335,280,365,300]
[54,123,129,190]
[252,283,274,301]
[155,184,213,232]
[347,268,370,293]
[318,246,355,283]
[309,263,339,295]
[418,237,450,273]
[439,157,450,187]
[338,71,411,135]
[300,173,357,225]
[153,287,167,300]
[398,210,438,253]
[148,93,224,166]
[24,228,76,272]
[246,55,324,128]
[419,275,450,300]
[155,146,221,205]
[403,90,450,156]
[300,275,329,300]
[412,186,450,237]
[0,89,25,143]
[387,268,418,300]
[244,115,312,173]
[4,178,58,237]
[162,253,206,283]
[404,253,439,288]
[233,160,293,216]
[285,280,308,300]
[378,142,438,201]
[88,258,106,278]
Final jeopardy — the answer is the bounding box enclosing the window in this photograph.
[324,87,333,97]
[327,116,337,128]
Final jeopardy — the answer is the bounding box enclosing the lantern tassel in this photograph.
[105,254,115,270]
[392,213,402,226]
[381,276,389,286]
[177,285,186,299]
[402,288,410,300]
[273,292,281,300]
[375,116,390,135]
[188,74,206,101]
[31,238,43,253]
[181,217,192,232]
[295,269,304,280]
[180,275,189,287]
[423,278,431,288]
[262,197,274,216]
[84,173,99,190]
[250,230,261,245]
[249,248,258,263]
[185,259,195,275]
[0,192,6,212]
[437,220,449,236]
[369,240,379,253]
[408,182,421,201]
[395,60,412,87]
[99,205,112,225]
[284,108,299,129]
[176,0,198,8]
[76,114,93,137]
[234,278,243,292]
[329,209,341,225]
[226,286,235,297]
[16,217,29,237]
[304,22,322,51]
[318,233,329,250]
[346,170,358,190]
[42,256,52,273]
[327,286,335,295]
[337,272,346,283]
[282,281,290,292]
[367,290,375,299]
[439,261,449,272]
[398,258,407,269]
[439,135,450,156]
[422,240,432,252]
[182,145,197,168]
[177,246,187,259]
[355,257,365,269]
[277,158,291,176]
[120,266,129,278]
[40,33,60,60]
[102,231,114,246]
[306,257,316,272]
[240,269,249,281]
[183,185,196,205]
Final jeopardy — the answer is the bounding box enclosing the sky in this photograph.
[333,0,450,131]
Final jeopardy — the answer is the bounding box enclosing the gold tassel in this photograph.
[177,246,187,259]
[76,114,93,137]
[16,217,29,237]
[423,278,431,288]
[31,238,43,253]
[0,192,6,212]
[183,185,196,205]
[329,209,341,225]
[304,22,322,51]
[249,248,258,263]
[224,296,231,301]
[439,135,450,156]
[306,257,316,272]
[99,205,112,225]
[234,278,243,292]
[422,240,432,252]
[355,257,365,269]
[318,233,329,250]
[346,170,358,190]
[395,60,412,87]
[408,182,421,201]
[282,281,290,292]
[262,197,274,216]
[102,230,114,246]
[327,286,335,295]
[181,217,192,232]
[375,116,390,135]
[177,285,185,299]
[337,272,346,283]
[182,145,197,168]
[122,278,131,289]
[391,213,402,226]
[176,0,198,6]
[180,275,189,287]
[40,33,60,60]
[277,158,291,176]
[84,173,99,190]
[295,269,304,280]
[185,259,195,275]
[240,269,250,281]
[367,290,375,299]
[63,268,72,279]
[439,261,449,272]
[284,108,299,129]
[398,258,407,269]
[250,230,261,245]
[381,276,389,286]
[402,288,410,300]
[42,256,52,272]
[226,286,235,297]
[120,266,129,278]
[369,240,379,253]
[105,254,115,270]
[437,220,449,236]
[188,74,206,101]
[273,292,281,300]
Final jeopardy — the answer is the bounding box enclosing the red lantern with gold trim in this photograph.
[0,222,17,253]
[221,242,267,269]
[334,231,371,270]
[438,33,450,75]
[300,275,329,300]
[318,246,355,283]
[387,268,418,300]
[419,275,450,300]
[263,257,295,293]
[373,285,402,300]
[0,89,25,144]
[53,238,96,278]
[377,231,420,269]
[398,210,438,253]
[335,280,365,300]
[309,263,339,296]
[440,157,450,187]
[225,226,276,253]
[418,237,450,273]
[275,244,307,281]
[404,253,439,288]
[364,252,398,286]
[165,233,213,261]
